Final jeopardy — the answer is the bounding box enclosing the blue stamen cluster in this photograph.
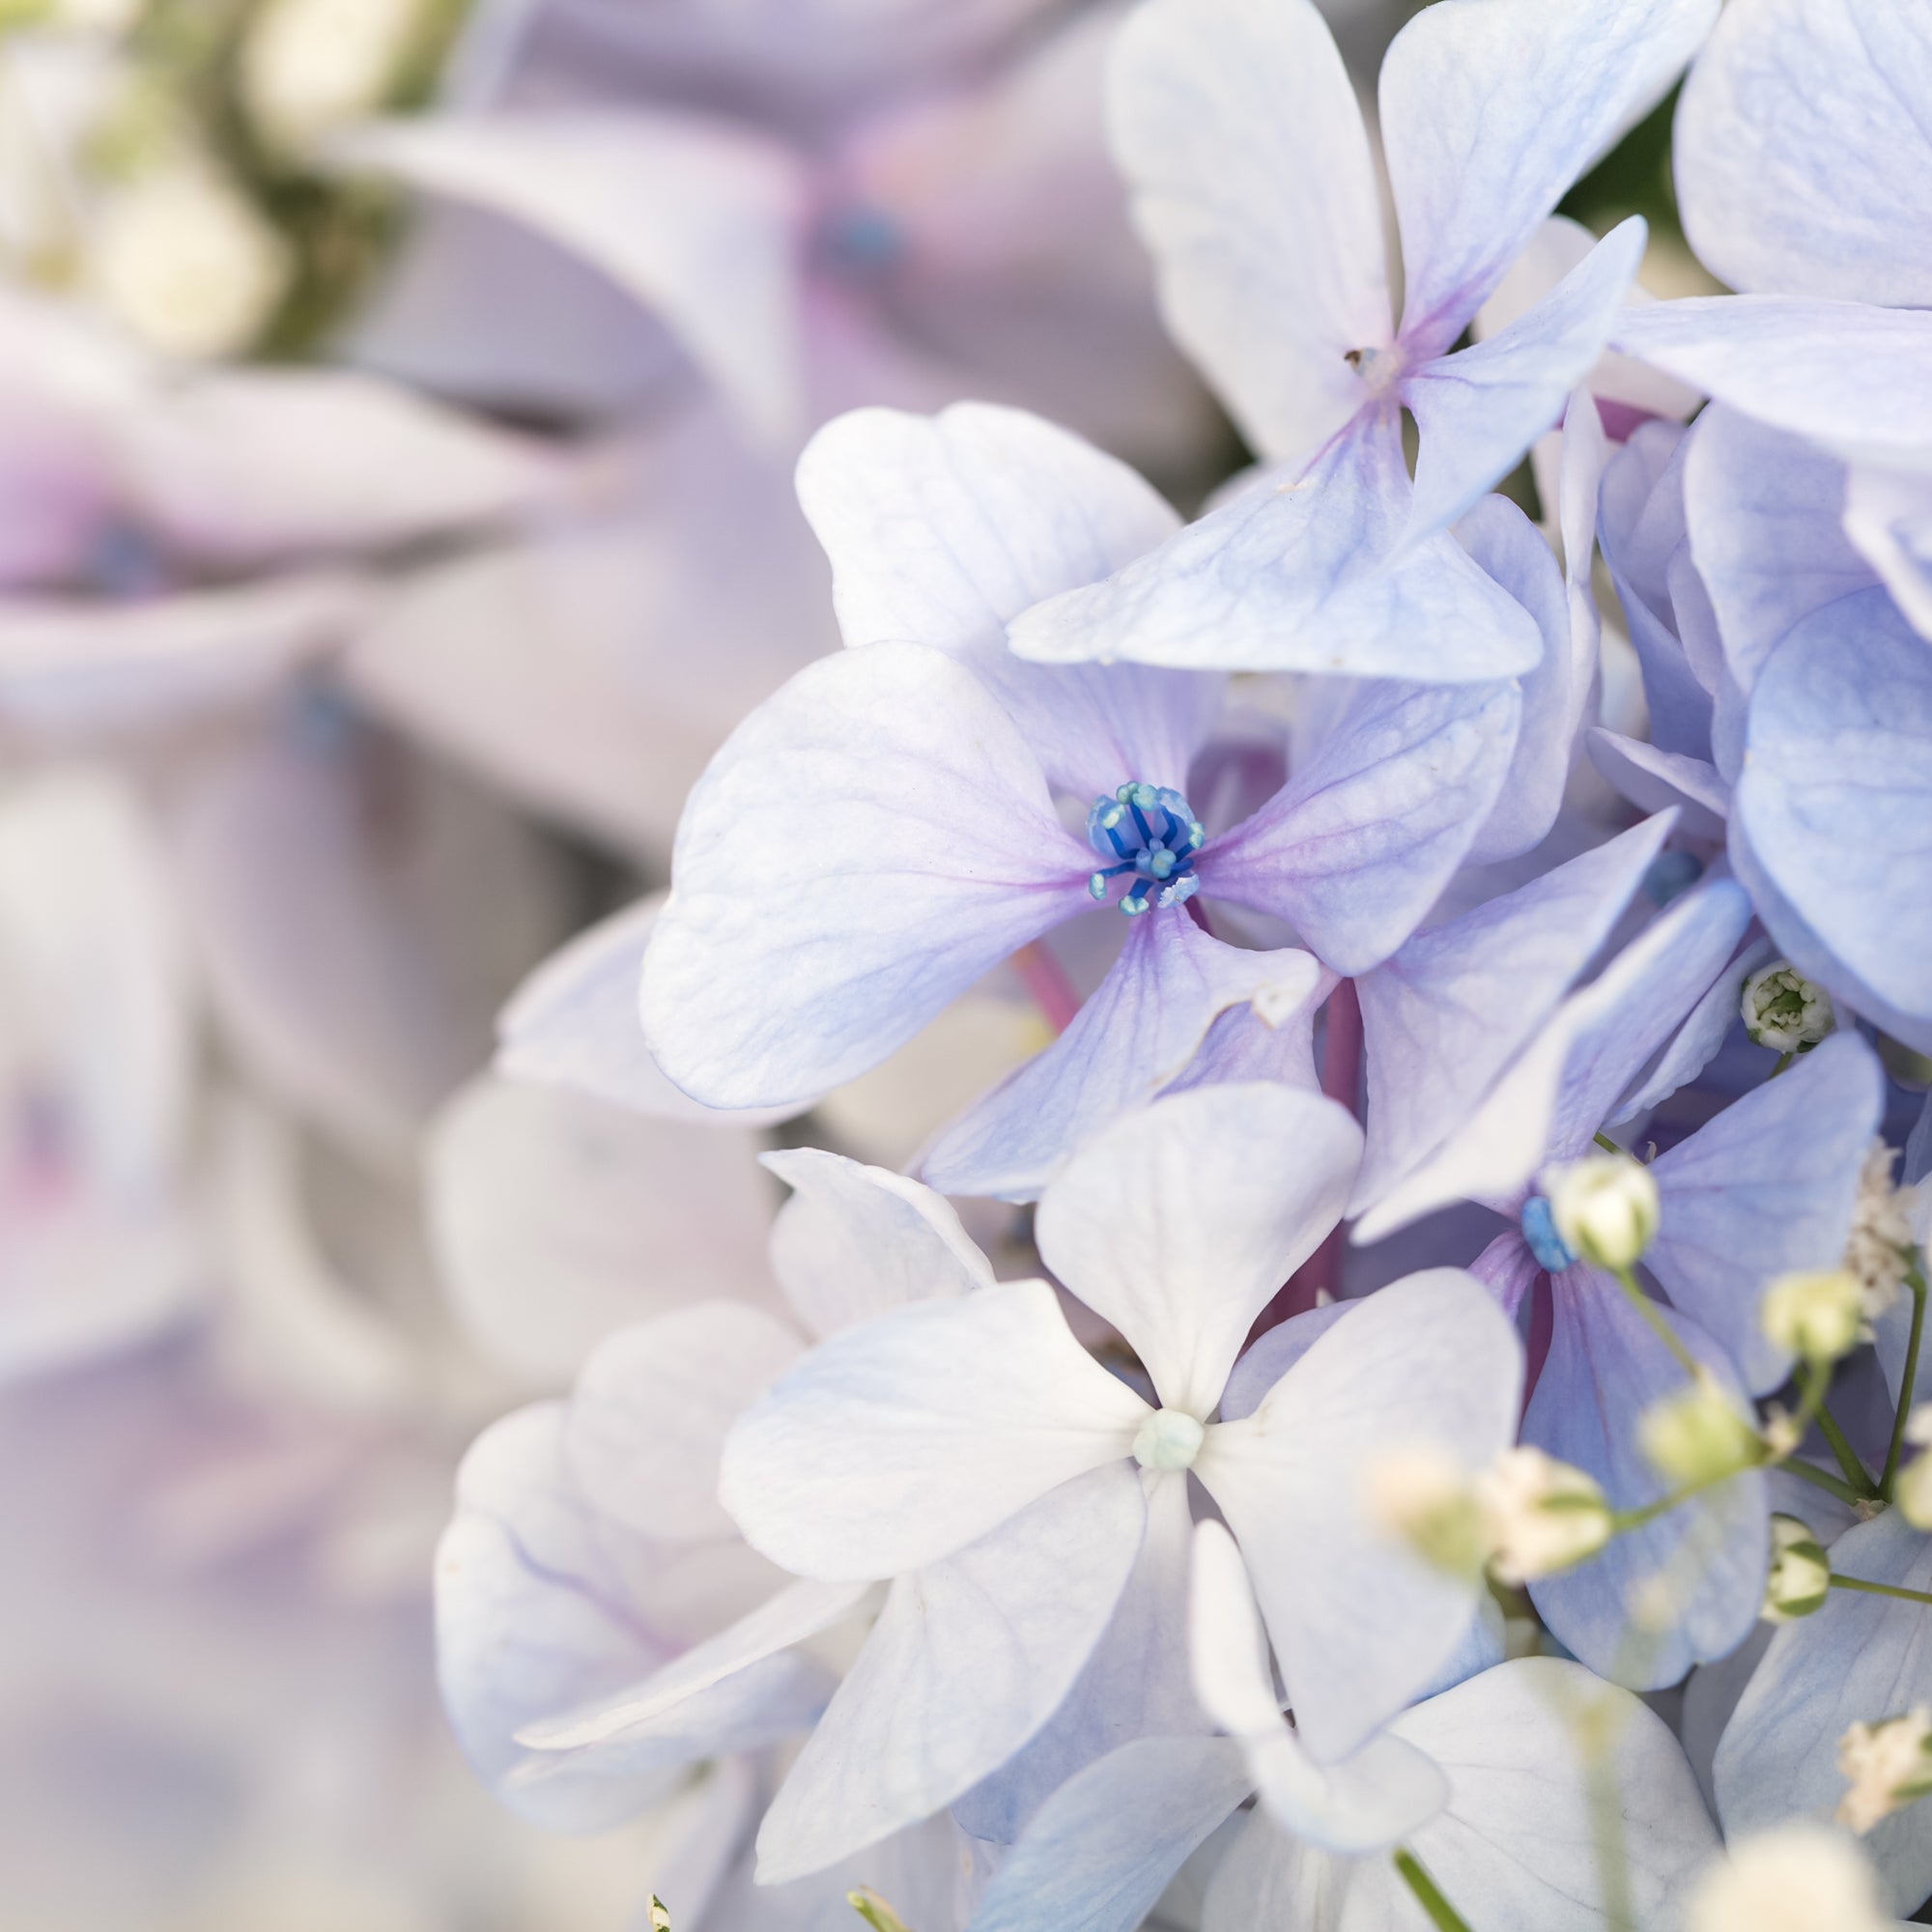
[1085,781,1205,917]
[1520,1196,1577,1274]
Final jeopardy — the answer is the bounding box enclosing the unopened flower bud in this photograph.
[242,0,428,154]
[1742,962,1835,1054]
[1762,1268,1864,1363]
[1546,1153,1659,1270]
[1838,1706,1932,1834]
[1687,1825,1891,1932]
[1896,1419,1932,1531]
[1762,1514,1832,1623]
[1474,1446,1613,1585]
[84,161,290,359]
[1638,1376,1763,1487]
[1364,1445,1485,1579]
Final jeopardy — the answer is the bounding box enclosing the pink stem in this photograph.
[1011,940,1081,1036]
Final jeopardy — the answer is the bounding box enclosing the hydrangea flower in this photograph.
[718,1083,1523,1878]
[1003,0,1717,680]
[640,402,1524,1192]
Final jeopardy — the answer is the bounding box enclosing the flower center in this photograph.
[1520,1195,1577,1273]
[1133,1407,1205,1471]
[811,204,905,280]
[1086,781,1204,917]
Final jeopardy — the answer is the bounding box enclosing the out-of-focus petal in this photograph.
[428,1077,777,1385]
[496,895,804,1128]
[0,573,368,741]
[173,714,572,1162]
[335,110,809,443]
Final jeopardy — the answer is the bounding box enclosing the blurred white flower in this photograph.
[84,161,292,359]
[242,0,429,155]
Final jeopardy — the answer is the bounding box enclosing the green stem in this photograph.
[1393,1850,1474,1932]
[1610,1264,1702,1381]
[1613,1464,1744,1532]
[1831,1575,1932,1608]
[1814,1402,1880,1497]
[1783,1458,1868,1508]
[1769,1051,1797,1078]
[1593,1131,1623,1154]
[1884,1257,1929,1497]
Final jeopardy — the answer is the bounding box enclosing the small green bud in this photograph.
[1474,1446,1614,1585]
[1763,1514,1832,1623]
[1547,1153,1660,1270]
[1638,1376,1764,1486]
[1762,1268,1864,1363]
[1742,961,1835,1054]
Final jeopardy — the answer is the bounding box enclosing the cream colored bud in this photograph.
[1897,1449,1932,1533]
[241,0,426,153]
[84,161,290,358]
[1637,1376,1763,1487]
[1365,1445,1486,1579]
[1741,962,1835,1054]
[1762,1514,1831,1623]
[1546,1153,1660,1270]
[1686,1825,1891,1932]
[1838,1706,1932,1833]
[1762,1268,1864,1363]
[1474,1446,1613,1586]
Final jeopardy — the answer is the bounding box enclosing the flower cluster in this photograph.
[435,2,1932,1926]
[10,0,1932,1929]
